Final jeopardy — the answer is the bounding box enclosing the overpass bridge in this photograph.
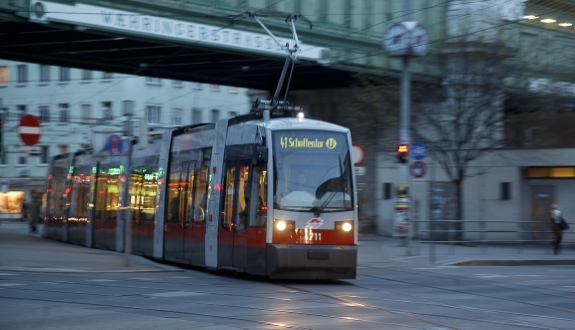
[0,0,447,92]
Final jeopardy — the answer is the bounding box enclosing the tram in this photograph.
[42,10,358,279]
[43,103,358,279]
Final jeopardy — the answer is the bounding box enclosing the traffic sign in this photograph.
[18,115,42,146]
[352,143,366,166]
[410,161,427,178]
[104,134,124,155]
[411,142,427,161]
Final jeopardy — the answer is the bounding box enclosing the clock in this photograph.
[383,23,409,57]
[410,23,429,57]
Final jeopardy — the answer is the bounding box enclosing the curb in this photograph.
[452,259,575,266]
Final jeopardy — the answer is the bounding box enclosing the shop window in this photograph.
[0,191,26,214]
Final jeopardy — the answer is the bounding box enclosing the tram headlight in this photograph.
[274,219,295,232]
[335,221,353,232]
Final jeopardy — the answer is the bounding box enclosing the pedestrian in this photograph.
[27,192,41,234]
[21,199,28,223]
[550,204,565,254]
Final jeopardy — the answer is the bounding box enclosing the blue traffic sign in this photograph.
[411,142,427,161]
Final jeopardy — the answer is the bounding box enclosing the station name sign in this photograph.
[30,1,330,62]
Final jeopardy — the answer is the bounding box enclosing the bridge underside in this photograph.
[0,18,353,91]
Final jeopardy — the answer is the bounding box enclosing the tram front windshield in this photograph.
[273,130,353,212]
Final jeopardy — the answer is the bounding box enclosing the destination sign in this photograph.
[274,131,346,152]
[279,137,337,149]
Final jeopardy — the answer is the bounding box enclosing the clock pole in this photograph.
[382,3,428,256]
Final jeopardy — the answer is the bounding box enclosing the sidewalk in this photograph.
[1,221,574,275]
[358,233,575,267]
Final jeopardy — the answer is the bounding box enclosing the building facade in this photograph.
[0,59,254,219]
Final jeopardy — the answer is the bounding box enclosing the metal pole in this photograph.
[124,117,133,267]
[401,0,412,257]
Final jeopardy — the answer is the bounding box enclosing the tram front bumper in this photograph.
[267,244,357,279]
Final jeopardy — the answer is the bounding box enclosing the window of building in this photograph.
[17,64,27,85]
[211,109,220,122]
[500,182,511,200]
[383,182,392,200]
[102,72,113,80]
[81,69,92,82]
[173,80,183,88]
[0,145,6,165]
[228,86,237,93]
[192,83,202,90]
[210,84,219,91]
[39,105,50,123]
[17,147,27,165]
[102,101,113,120]
[59,67,70,82]
[192,108,202,123]
[58,145,68,154]
[229,111,238,117]
[39,65,50,83]
[0,66,8,85]
[171,107,182,126]
[146,105,160,124]
[81,104,91,123]
[58,103,69,123]
[146,77,161,85]
[17,105,26,120]
[39,146,49,165]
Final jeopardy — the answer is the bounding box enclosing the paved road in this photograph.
[1,222,574,329]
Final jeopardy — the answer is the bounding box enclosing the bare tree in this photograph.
[413,42,512,238]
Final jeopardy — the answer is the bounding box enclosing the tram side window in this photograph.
[167,165,181,224]
[183,162,195,227]
[221,167,236,231]
[248,165,267,228]
[105,173,120,220]
[192,161,210,223]
[130,169,144,221]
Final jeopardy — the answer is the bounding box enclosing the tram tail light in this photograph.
[335,221,353,232]
[274,219,295,232]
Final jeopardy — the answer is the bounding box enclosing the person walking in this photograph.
[27,192,41,234]
[550,204,564,254]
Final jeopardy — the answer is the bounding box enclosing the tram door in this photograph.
[219,160,250,270]
[93,163,121,251]
[165,162,194,263]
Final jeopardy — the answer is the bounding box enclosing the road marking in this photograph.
[130,277,156,281]
[476,274,542,278]
[169,276,197,279]
[145,291,206,297]
[86,279,117,282]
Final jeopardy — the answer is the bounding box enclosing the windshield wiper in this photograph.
[311,155,344,217]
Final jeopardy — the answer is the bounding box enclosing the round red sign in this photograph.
[18,114,42,146]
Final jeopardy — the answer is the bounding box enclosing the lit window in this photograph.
[541,19,556,23]
[0,66,9,85]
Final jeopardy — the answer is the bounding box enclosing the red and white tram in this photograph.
[43,103,358,279]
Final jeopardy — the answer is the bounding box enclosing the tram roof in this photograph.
[262,117,349,133]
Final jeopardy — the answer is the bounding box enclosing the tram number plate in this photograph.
[312,232,322,241]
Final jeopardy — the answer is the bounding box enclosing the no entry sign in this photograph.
[18,114,42,146]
